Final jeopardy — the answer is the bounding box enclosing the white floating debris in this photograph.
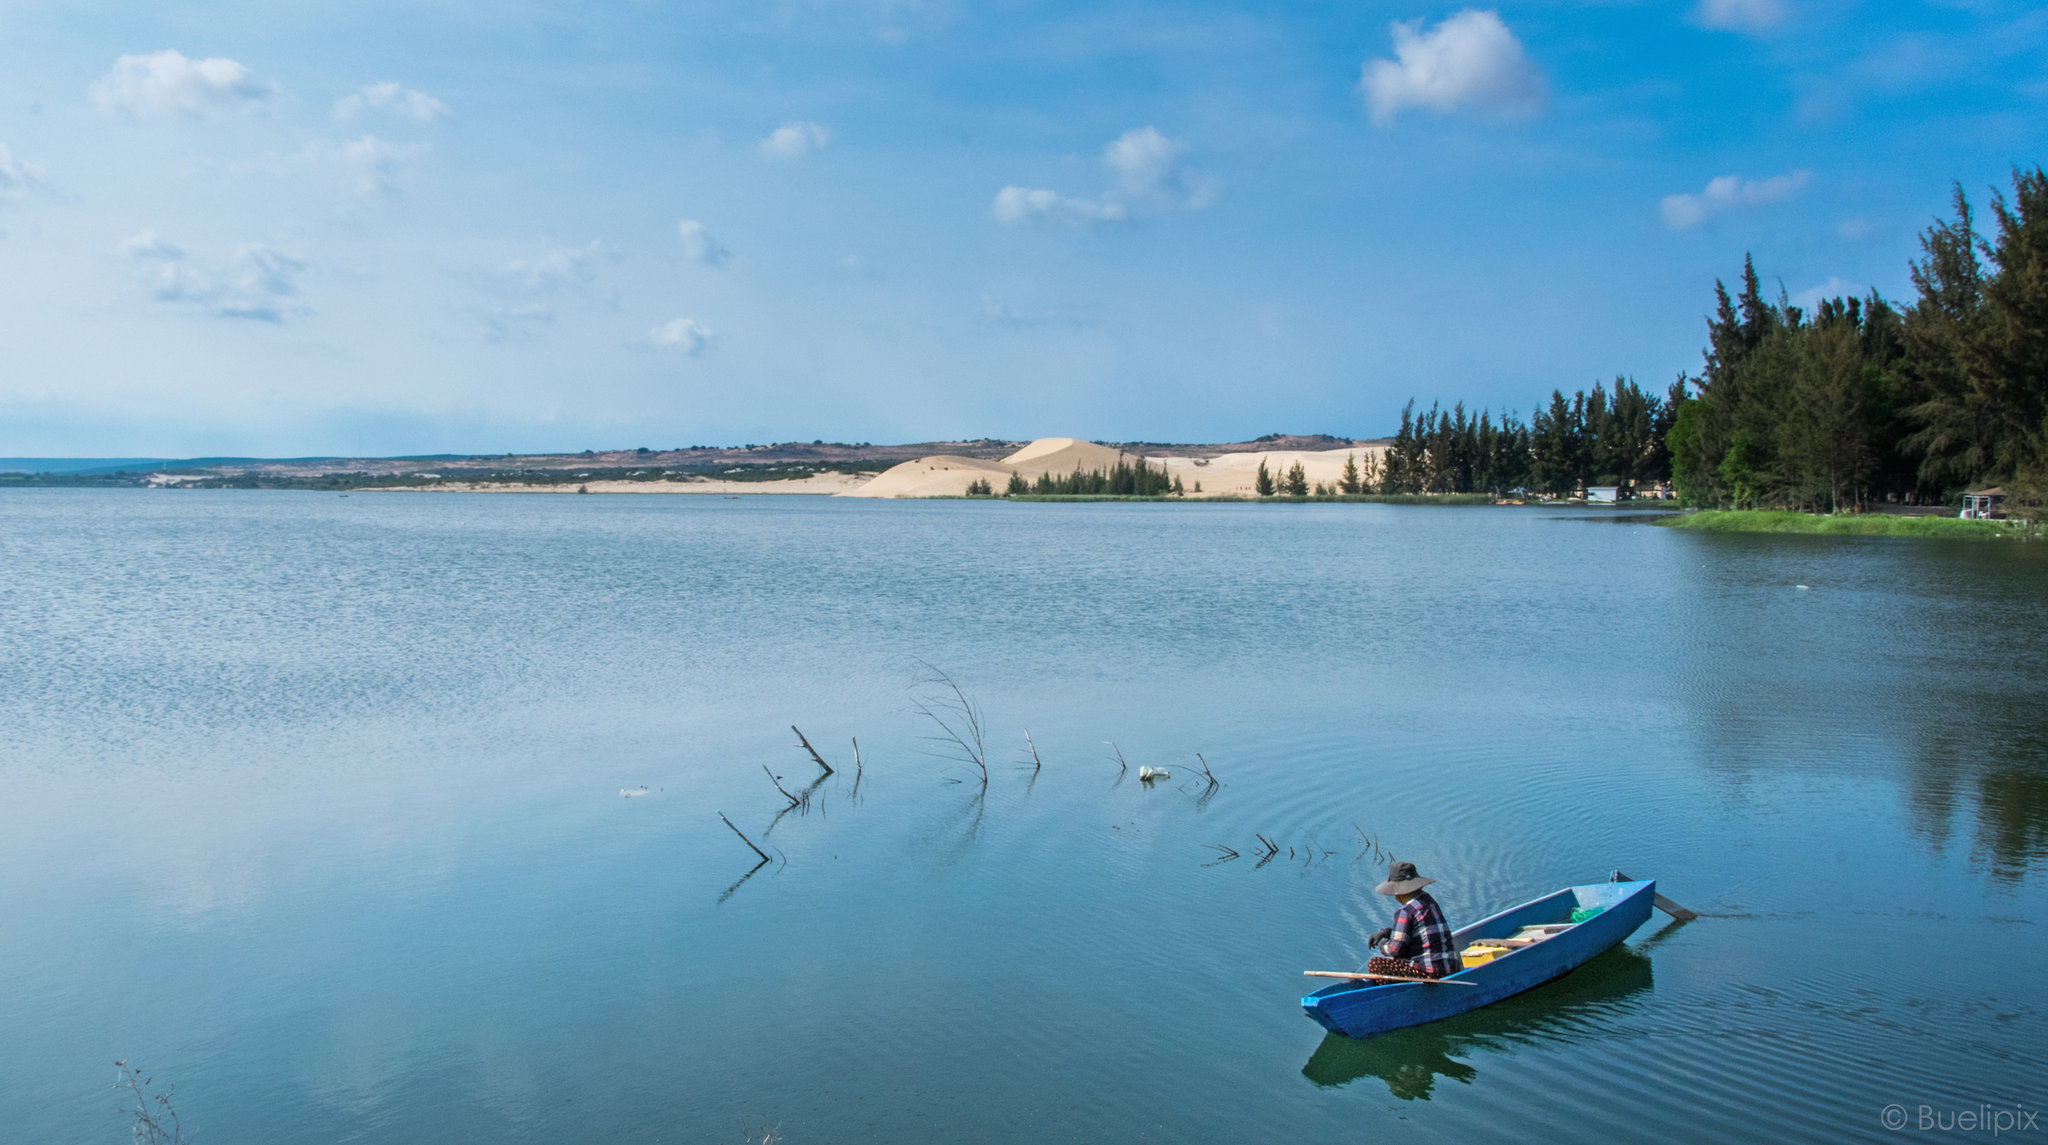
[1138,766,1170,782]
[620,786,654,799]
[1795,585,1810,591]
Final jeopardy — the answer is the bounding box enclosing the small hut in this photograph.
[1961,488,2006,519]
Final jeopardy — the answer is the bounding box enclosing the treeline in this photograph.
[966,457,1183,497]
[1671,167,2047,512]
[1369,382,1673,497]
[1381,165,2047,514]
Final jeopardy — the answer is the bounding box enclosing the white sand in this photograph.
[842,438,1388,498]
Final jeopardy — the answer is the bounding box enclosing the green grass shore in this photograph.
[958,492,1502,504]
[1657,509,2036,539]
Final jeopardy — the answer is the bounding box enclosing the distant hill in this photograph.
[0,458,177,474]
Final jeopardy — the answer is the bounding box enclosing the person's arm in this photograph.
[1382,903,1417,956]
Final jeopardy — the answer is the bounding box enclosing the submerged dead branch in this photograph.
[850,736,863,798]
[1021,729,1044,774]
[1105,741,1130,782]
[762,765,803,808]
[1354,824,1386,864]
[115,1061,190,1145]
[718,812,771,863]
[1191,752,1221,808]
[913,663,989,789]
[791,725,834,775]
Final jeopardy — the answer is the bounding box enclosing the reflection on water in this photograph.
[1302,946,1656,1098]
[1,493,2042,1144]
[1669,532,2048,881]
[1904,725,2048,884]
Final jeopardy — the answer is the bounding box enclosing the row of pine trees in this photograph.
[1376,165,2047,512]
[966,457,1183,497]
[1669,169,2047,511]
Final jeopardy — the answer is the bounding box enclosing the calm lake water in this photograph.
[3,491,2044,1143]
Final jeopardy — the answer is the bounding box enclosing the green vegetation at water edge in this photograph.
[957,492,1502,504]
[1656,510,2035,539]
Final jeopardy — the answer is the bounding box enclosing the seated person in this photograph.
[1366,860,1463,980]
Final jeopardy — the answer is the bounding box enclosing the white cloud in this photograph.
[121,230,307,322]
[650,317,712,354]
[500,241,603,292]
[334,82,449,122]
[301,134,426,198]
[1837,218,1871,241]
[1362,9,1547,127]
[759,121,830,159]
[990,186,1126,227]
[477,241,610,341]
[677,220,729,266]
[1102,127,1217,209]
[92,50,276,117]
[1660,171,1811,229]
[0,144,47,200]
[1693,0,1786,33]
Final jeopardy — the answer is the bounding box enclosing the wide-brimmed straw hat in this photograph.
[1375,859,1435,896]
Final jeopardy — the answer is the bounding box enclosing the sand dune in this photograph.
[842,437,1387,498]
[1151,448,1385,498]
[845,455,1013,498]
[1002,437,1132,476]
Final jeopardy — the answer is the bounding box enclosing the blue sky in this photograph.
[0,0,2043,456]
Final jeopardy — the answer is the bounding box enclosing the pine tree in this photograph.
[1339,453,1361,494]
[1285,461,1309,496]
[1254,458,1275,496]
[1006,472,1029,496]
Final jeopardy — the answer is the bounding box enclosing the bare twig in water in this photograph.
[1204,843,1240,866]
[1021,729,1044,774]
[850,736,863,798]
[912,663,988,789]
[115,1061,190,1145]
[1191,752,1221,808]
[792,725,834,775]
[762,765,803,808]
[1304,831,1336,868]
[1353,824,1386,863]
[764,774,827,835]
[718,811,772,863]
[1106,741,1130,781]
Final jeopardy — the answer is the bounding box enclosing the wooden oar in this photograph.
[1611,870,1700,920]
[1304,971,1478,986]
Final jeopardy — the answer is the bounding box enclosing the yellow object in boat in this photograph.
[1461,944,1510,966]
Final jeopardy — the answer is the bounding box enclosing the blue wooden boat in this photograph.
[1302,877,1657,1039]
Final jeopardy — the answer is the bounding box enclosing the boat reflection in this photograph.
[1301,945,1654,1099]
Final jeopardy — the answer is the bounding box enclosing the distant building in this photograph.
[1961,487,2006,519]
[1586,485,1621,504]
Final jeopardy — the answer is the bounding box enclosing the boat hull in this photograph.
[1302,879,1657,1039]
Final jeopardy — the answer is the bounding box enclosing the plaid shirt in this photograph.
[1384,891,1463,976]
